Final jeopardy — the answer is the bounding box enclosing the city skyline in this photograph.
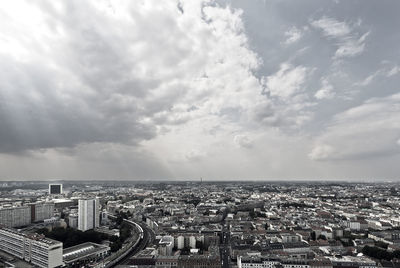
[1,0,400,181]
[0,180,399,268]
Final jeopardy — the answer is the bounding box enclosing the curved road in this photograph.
[113,221,153,266]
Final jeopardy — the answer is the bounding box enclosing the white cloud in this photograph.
[310,16,351,38]
[387,65,400,77]
[1,0,400,180]
[234,134,253,148]
[263,63,308,99]
[354,64,400,87]
[310,93,400,161]
[283,26,302,45]
[354,71,379,87]
[308,144,335,161]
[185,149,207,161]
[334,31,370,59]
[0,0,269,154]
[315,78,335,100]
[5,0,325,180]
[310,16,369,59]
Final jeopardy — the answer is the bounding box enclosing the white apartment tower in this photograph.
[78,199,100,231]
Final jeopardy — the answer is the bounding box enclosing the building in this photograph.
[309,258,333,268]
[63,242,110,267]
[78,199,100,231]
[0,202,54,228]
[178,255,221,268]
[0,227,63,268]
[281,233,302,243]
[30,202,55,222]
[0,206,31,227]
[158,236,174,256]
[238,256,312,268]
[176,235,185,250]
[237,256,281,268]
[49,184,63,195]
[69,213,78,229]
[328,256,377,268]
[156,256,179,267]
[189,235,197,249]
[101,210,109,225]
[53,199,76,210]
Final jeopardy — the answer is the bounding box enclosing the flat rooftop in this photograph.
[63,242,109,263]
[0,227,62,246]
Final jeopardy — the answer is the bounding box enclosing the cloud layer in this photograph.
[310,93,400,161]
[1,0,400,180]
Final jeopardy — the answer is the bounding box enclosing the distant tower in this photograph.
[49,184,62,195]
[78,198,100,231]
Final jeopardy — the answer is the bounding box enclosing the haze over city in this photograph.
[1,0,400,181]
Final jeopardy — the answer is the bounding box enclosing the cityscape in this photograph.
[1,0,400,268]
[0,181,400,268]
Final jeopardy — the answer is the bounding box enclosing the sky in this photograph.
[0,0,400,181]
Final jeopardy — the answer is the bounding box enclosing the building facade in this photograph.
[78,199,100,231]
[0,227,63,268]
[0,202,54,228]
[0,206,31,227]
[30,202,55,222]
[49,184,63,195]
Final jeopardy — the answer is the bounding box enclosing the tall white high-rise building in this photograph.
[78,199,100,231]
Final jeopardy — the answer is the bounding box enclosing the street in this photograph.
[220,223,231,268]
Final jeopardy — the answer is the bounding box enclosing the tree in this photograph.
[311,231,316,241]
[249,211,256,219]
[376,241,388,249]
[317,234,327,240]
[362,246,395,261]
[37,227,109,248]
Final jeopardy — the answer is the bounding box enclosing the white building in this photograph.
[0,202,54,228]
[30,202,55,222]
[63,242,110,267]
[78,199,100,231]
[237,256,281,268]
[158,236,174,256]
[101,210,108,225]
[281,233,301,243]
[0,206,31,227]
[176,235,184,249]
[189,235,196,249]
[69,213,78,229]
[0,227,63,268]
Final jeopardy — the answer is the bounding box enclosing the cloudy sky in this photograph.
[0,0,400,181]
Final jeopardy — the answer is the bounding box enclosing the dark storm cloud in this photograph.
[0,1,191,153]
[0,54,157,153]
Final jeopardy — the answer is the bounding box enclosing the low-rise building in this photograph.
[63,242,110,267]
[0,227,63,268]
